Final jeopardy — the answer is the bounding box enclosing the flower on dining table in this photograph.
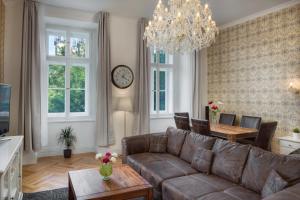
[208,100,222,114]
[211,105,218,110]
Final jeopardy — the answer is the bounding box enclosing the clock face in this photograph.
[111,65,134,89]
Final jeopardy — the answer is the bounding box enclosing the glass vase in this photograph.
[211,112,218,124]
[99,163,113,181]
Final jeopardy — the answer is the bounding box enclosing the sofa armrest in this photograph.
[262,183,300,200]
[121,134,150,163]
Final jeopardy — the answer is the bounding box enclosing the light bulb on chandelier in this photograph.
[144,0,219,53]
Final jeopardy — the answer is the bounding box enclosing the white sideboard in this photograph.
[277,136,300,155]
[0,136,23,200]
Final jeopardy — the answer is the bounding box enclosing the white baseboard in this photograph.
[23,151,38,165]
[96,146,122,155]
[38,145,96,157]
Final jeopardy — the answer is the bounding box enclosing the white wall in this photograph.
[3,3,187,162]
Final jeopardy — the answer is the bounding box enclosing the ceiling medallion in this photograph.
[144,0,218,53]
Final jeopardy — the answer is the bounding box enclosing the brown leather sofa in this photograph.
[122,127,300,200]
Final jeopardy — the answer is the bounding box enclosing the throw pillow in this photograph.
[149,134,168,153]
[261,170,288,198]
[191,147,214,174]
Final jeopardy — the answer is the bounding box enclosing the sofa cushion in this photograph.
[262,183,300,200]
[162,173,236,200]
[180,132,216,163]
[262,170,288,198]
[140,155,197,191]
[166,127,188,156]
[191,147,214,174]
[149,134,167,153]
[242,147,300,193]
[127,153,163,173]
[197,186,261,200]
[211,139,250,183]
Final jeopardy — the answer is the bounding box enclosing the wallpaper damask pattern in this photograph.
[0,0,4,82]
[208,4,300,142]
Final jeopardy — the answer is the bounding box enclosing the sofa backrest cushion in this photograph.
[180,132,216,163]
[211,139,250,183]
[241,147,300,193]
[191,147,214,174]
[149,134,168,153]
[166,127,188,156]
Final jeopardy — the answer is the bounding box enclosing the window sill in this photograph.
[150,114,174,120]
[48,117,96,123]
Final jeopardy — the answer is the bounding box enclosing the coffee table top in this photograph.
[68,164,152,200]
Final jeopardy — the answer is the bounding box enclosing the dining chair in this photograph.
[191,119,210,136]
[174,112,190,119]
[174,116,191,131]
[219,113,236,126]
[238,122,277,151]
[240,115,262,129]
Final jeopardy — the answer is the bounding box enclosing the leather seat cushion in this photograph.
[180,132,216,163]
[197,186,261,200]
[162,173,237,200]
[241,147,300,193]
[127,153,164,174]
[140,155,198,191]
[211,139,251,183]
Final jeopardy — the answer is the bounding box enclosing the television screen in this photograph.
[0,84,11,136]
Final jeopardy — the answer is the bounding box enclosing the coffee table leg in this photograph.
[147,189,153,200]
[68,175,74,200]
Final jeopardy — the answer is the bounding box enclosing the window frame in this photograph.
[46,25,93,120]
[150,49,174,118]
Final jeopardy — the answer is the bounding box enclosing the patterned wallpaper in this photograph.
[0,0,4,82]
[207,4,300,145]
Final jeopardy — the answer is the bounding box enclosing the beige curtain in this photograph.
[18,0,41,152]
[96,11,114,146]
[192,49,208,119]
[133,18,150,135]
[0,0,4,82]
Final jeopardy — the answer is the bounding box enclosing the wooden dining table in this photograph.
[210,124,258,142]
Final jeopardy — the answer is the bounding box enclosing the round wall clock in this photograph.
[111,65,134,89]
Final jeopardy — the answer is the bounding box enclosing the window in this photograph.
[46,27,91,118]
[150,49,174,117]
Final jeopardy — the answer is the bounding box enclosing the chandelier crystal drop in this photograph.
[144,0,218,53]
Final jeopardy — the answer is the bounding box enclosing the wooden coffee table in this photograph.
[68,164,153,200]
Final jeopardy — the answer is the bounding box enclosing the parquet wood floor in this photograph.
[22,153,121,193]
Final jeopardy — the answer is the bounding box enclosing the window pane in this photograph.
[71,66,85,89]
[70,36,88,58]
[48,64,65,88]
[159,51,166,64]
[48,34,66,56]
[160,71,166,90]
[159,91,166,111]
[153,70,157,90]
[48,89,65,113]
[70,90,85,112]
[153,91,156,111]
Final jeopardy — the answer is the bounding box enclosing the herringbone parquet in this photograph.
[22,153,121,193]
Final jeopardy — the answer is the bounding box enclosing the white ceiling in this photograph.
[40,0,296,25]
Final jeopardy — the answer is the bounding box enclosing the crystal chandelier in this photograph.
[144,0,218,53]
